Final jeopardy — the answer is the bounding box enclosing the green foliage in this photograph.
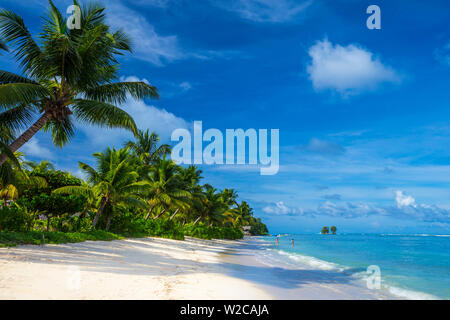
[330,226,337,234]
[321,226,330,234]
[0,1,269,244]
[17,193,86,217]
[0,205,27,231]
[0,230,122,247]
[109,212,184,240]
[184,223,244,240]
[29,169,82,190]
[50,215,92,233]
[249,220,269,236]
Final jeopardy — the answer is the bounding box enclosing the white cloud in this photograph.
[260,191,450,224]
[262,201,301,215]
[106,2,183,65]
[78,76,190,148]
[179,81,192,91]
[307,39,399,95]
[215,0,312,23]
[21,137,54,159]
[395,190,416,208]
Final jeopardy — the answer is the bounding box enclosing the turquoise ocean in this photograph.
[256,233,450,299]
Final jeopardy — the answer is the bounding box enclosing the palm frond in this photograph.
[0,70,37,85]
[84,81,159,104]
[0,83,47,110]
[0,104,35,131]
[53,185,93,198]
[0,9,42,76]
[72,99,137,134]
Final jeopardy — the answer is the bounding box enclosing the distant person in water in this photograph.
[291,239,294,247]
[276,236,279,246]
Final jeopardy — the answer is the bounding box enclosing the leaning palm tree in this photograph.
[54,147,148,230]
[125,129,171,166]
[0,1,158,166]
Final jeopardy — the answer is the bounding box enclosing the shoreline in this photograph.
[0,236,395,299]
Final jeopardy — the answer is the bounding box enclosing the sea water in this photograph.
[255,233,450,299]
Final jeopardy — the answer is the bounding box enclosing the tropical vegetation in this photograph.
[0,1,268,246]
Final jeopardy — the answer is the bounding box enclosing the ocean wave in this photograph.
[386,285,439,300]
[275,250,345,271]
[256,244,441,300]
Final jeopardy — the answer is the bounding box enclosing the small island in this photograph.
[321,226,337,235]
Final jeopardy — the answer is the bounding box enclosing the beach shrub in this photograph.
[248,220,269,236]
[184,223,244,240]
[109,212,185,240]
[0,230,123,247]
[0,206,27,232]
[50,215,92,233]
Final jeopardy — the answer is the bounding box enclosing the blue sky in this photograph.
[1,0,450,234]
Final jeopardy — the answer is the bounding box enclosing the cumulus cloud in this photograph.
[262,201,301,216]
[21,137,54,160]
[78,76,190,148]
[262,191,450,224]
[307,39,399,95]
[215,0,312,23]
[106,2,183,65]
[395,190,416,208]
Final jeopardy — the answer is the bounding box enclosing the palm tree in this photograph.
[23,160,55,172]
[173,165,203,223]
[0,1,158,167]
[192,185,232,227]
[233,201,253,227]
[125,129,170,166]
[330,225,337,235]
[144,157,191,220]
[54,147,148,230]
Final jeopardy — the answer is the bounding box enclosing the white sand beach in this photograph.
[0,237,392,300]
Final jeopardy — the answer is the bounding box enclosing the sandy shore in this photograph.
[0,237,391,299]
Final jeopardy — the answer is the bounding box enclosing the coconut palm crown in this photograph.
[0,0,158,166]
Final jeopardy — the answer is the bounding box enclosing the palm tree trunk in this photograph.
[92,197,107,228]
[0,112,52,166]
[153,208,166,220]
[182,217,187,226]
[144,205,155,220]
[105,212,112,231]
[169,208,180,220]
[193,214,203,225]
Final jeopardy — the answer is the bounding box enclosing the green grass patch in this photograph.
[0,230,123,247]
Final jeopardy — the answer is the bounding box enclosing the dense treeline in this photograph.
[0,1,268,245]
[0,131,268,245]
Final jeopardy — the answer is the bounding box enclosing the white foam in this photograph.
[274,249,344,271]
[386,285,439,300]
